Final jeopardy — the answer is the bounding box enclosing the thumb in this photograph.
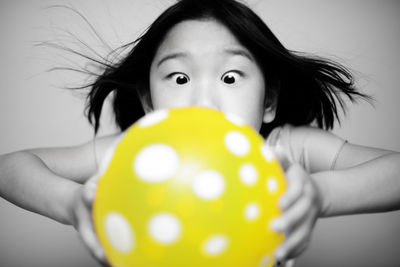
[273,143,291,172]
[82,177,98,207]
[262,142,291,172]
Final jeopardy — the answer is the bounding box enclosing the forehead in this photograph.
[154,19,250,58]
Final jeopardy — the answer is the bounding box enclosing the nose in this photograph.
[190,80,220,110]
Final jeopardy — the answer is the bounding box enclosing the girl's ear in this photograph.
[142,103,153,114]
[263,105,276,123]
[139,92,154,114]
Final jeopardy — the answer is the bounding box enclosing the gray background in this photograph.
[1,0,399,266]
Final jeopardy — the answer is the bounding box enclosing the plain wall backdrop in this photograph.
[1,0,399,266]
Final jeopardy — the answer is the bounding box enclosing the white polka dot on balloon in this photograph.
[138,109,168,127]
[260,145,275,162]
[192,170,225,200]
[203,234,228,255]
[105,212,134,253]
[148,213,181,244]
[267,177,278,192]
[224,131,250,156]
[239,163,258,185]
[134,144,179,183]
[244,203,260,221]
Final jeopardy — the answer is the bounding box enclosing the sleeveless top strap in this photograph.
[265,124,347,172]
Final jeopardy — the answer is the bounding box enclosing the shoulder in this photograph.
[266,124,346,173]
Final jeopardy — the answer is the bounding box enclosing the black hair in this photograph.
[76,0,369,136]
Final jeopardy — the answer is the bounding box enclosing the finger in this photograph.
[273,259,295,267]
[271,194,311,233]
[273,144,291,172]
[78,209,108,264]
[75,191,108,264]
[279,165,306,210]
[274,217,313,261]
[88,172,103,184]
[285,259,296,267]
[286,234,310,260]
[82,180,98,207]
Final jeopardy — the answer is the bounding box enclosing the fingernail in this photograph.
[270,220,283,232]
[97,248,106,261]
[275,248,285,261]
[279,198,288,209]
[88,181,98,191]
[83,190,95,203]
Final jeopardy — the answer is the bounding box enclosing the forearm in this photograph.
[0,151,81,224]
[312,153,400,217]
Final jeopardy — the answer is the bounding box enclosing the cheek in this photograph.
[222,94,264,132]
[149,83,188,110]
[149,76,169,110]
[243,78,266,130]
[149,65,171,109]
[149,87,167,110]
[148,69,159,106]
[246,109,264,133]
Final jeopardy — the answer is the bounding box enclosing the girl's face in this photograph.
[149,19,273,131]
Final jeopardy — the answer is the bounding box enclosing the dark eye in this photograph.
[170,73,189,85]
[221,72,240,84]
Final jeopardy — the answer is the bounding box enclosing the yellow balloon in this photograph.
[93,107,286,267]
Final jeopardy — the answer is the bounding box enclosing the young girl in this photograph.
[1,0,399,266]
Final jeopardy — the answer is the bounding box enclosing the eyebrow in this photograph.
[156,48,254,67]
[157,52,188,67]
[223,48,254,62]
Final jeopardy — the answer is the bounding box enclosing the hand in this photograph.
[70,176,110,266]
[270,163,322,263]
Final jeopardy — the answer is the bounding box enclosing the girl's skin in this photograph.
[1,18,400,267]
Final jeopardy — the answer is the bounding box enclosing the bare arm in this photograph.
[313,143,400,217]
[0,151,80,224]
[291,126,400,216]
[270,126,400,262]
[0,133,123,224]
